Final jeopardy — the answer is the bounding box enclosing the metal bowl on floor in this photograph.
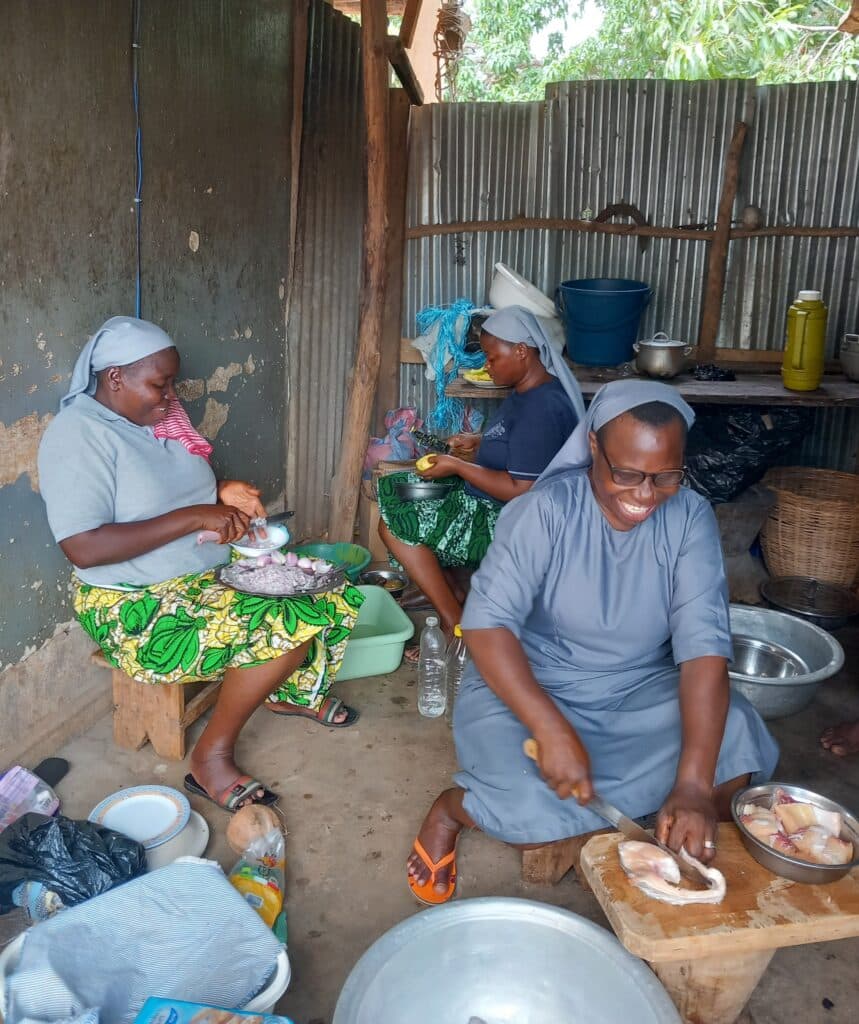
[732,783,859,884]
[728,604,844,719]
[359,568,408,598]
[761,576,859,631]
[395,479,456,502]
[333,898,681,1024]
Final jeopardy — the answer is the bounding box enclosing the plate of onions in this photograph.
[217,550,346,597]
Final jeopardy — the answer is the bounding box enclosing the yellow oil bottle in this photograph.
[782,289,827,392]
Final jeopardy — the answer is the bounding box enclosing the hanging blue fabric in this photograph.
[416,299,485,434]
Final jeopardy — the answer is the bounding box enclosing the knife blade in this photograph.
[522,738,711,887]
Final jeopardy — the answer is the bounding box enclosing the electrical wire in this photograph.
[131,0,143,318]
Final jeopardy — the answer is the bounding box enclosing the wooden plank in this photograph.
[579,824,859,962]
[400,336,425,364]
[697,121,748,360]
[328,0,390,543]
[376,90,412,431]
[399,0,423,46]
[839,1,859,33]
[446,374,859,408]
[386,36,424,105]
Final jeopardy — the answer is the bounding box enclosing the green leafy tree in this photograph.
[456,0,859,101]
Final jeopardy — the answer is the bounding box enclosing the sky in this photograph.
[458,0,605,60]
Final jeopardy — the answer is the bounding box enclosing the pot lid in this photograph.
[640,332,684,347]
[761,576,859,621]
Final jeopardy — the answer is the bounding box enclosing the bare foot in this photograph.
[407,791,463,896]
[820,721,859,757]
[189,749,264,809]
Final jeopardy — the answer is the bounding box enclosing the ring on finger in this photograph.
[702,839,717,850]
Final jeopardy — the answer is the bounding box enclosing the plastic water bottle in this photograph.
[444,624,467,727]
[417,616,446,717]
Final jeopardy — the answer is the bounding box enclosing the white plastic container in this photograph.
[488,263,557,318]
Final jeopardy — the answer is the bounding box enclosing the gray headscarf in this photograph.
[535,379,695,488]
[482,306,586,422]
[61,316,175,409]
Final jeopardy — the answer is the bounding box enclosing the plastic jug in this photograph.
[782,290,827,392]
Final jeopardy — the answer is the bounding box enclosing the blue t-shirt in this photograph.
[465,377,578,502]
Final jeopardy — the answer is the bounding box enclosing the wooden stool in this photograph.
[579,823,859,1024]
[521,829,612,888]
[91,650,222,761]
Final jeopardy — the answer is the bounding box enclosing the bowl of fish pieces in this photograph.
[732,783,859,884]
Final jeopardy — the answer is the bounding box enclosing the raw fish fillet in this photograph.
[789,826,853,866]
[740,807,781,844]
[771,789,843,835]
[618,840,726,905]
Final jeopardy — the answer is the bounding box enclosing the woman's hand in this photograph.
[416,454,461,480]
[448,432,482,457]
[217,480,266,520]
[656,782,718,863]
[195,503,252,544]
[532,725,594,805]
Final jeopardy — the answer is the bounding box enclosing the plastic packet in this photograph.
[0,766,59,833]
[228,825,287,944]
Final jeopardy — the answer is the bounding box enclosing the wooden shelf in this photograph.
[446,373,859,408]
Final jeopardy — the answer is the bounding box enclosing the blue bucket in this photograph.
[556,278,652,366]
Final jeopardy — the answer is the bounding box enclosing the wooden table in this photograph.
[446,372,859,407]
[579,823,859,1024]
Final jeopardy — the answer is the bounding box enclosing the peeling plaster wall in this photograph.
[0,1,294,755]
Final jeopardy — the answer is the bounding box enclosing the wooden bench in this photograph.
[91,650,222,761]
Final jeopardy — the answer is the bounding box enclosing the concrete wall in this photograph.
[0,0,295,763]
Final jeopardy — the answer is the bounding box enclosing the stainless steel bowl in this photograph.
[728,604,844,719]
[732,783,859,884]
[395,479,456,502]
[334,898,681,1024]
[359,569,408,597]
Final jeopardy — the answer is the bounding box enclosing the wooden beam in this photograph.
[399,0,424,46]
[839,1,859,33]
[697,121,749,361]
[332,0,406,14]
[328,0,390,543]
[386,35,424,105]
[376,89,412,431]
[404,217,859,242]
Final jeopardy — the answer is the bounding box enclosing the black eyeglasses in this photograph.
[596,438,687,489]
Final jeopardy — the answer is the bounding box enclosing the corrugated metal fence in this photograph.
[401,80,859,470]
[286,0,365,538]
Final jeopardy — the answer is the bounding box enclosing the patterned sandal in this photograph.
[408,837,457,906]
[183,773,278,812]
[264,695,360,728]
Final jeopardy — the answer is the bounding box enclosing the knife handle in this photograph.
[522,738,584,800]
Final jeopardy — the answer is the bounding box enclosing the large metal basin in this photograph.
[729,604,844,719]
[333,898,681,1024]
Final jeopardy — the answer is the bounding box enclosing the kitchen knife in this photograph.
[522,738,711,887]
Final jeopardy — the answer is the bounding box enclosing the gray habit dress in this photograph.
[455,468,779,845]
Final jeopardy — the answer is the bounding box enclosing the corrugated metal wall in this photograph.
[401,80,859,469]
[286,0,365,539]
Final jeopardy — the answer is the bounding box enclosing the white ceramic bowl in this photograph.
[489,262,557,318]
[145,811,210,870]
[230,523,291,558]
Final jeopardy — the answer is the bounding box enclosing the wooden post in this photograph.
[376,89,411,432]
[328,0,390,542]
[697,121,748,361]
[386,36,424,105]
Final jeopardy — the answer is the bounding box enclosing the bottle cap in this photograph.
[798,290,821,301]
[454,624,462,637]
[426,616,439,627]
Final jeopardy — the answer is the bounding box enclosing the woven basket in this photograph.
[760,467,859,586]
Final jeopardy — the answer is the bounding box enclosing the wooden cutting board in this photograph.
[579,822,859,962]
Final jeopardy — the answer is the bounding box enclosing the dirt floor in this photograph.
[7,623,859,1024]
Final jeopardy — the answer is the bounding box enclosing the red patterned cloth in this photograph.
[153,399,213,460]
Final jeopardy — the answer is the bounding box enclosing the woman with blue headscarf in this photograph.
[38,317,364,812]
[407,379,778,904]
[379,306,584,652]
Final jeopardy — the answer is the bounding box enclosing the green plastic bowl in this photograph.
[290,542,372,582]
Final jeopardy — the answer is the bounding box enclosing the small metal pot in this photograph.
[633,332,692,379]
[395,479,456,502]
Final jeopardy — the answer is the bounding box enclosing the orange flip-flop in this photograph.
[408,837,457,906]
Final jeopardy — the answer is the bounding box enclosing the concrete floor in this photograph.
[8,625,859,1024]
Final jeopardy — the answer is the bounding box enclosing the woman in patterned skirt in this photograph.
[378,306,584,651]
[38,316,363,812]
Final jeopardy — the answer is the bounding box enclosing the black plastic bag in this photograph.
[685,406,811,504]
[0,812,146,914]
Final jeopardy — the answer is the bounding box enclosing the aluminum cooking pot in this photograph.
[633,332,692,379]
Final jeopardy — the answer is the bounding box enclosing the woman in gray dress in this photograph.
[407,380,779,904]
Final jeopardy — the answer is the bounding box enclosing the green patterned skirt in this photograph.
[377,473,500,568]
[73,570,365,710]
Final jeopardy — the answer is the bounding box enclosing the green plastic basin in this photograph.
[290,542,371,582]
[338,585,415,681]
